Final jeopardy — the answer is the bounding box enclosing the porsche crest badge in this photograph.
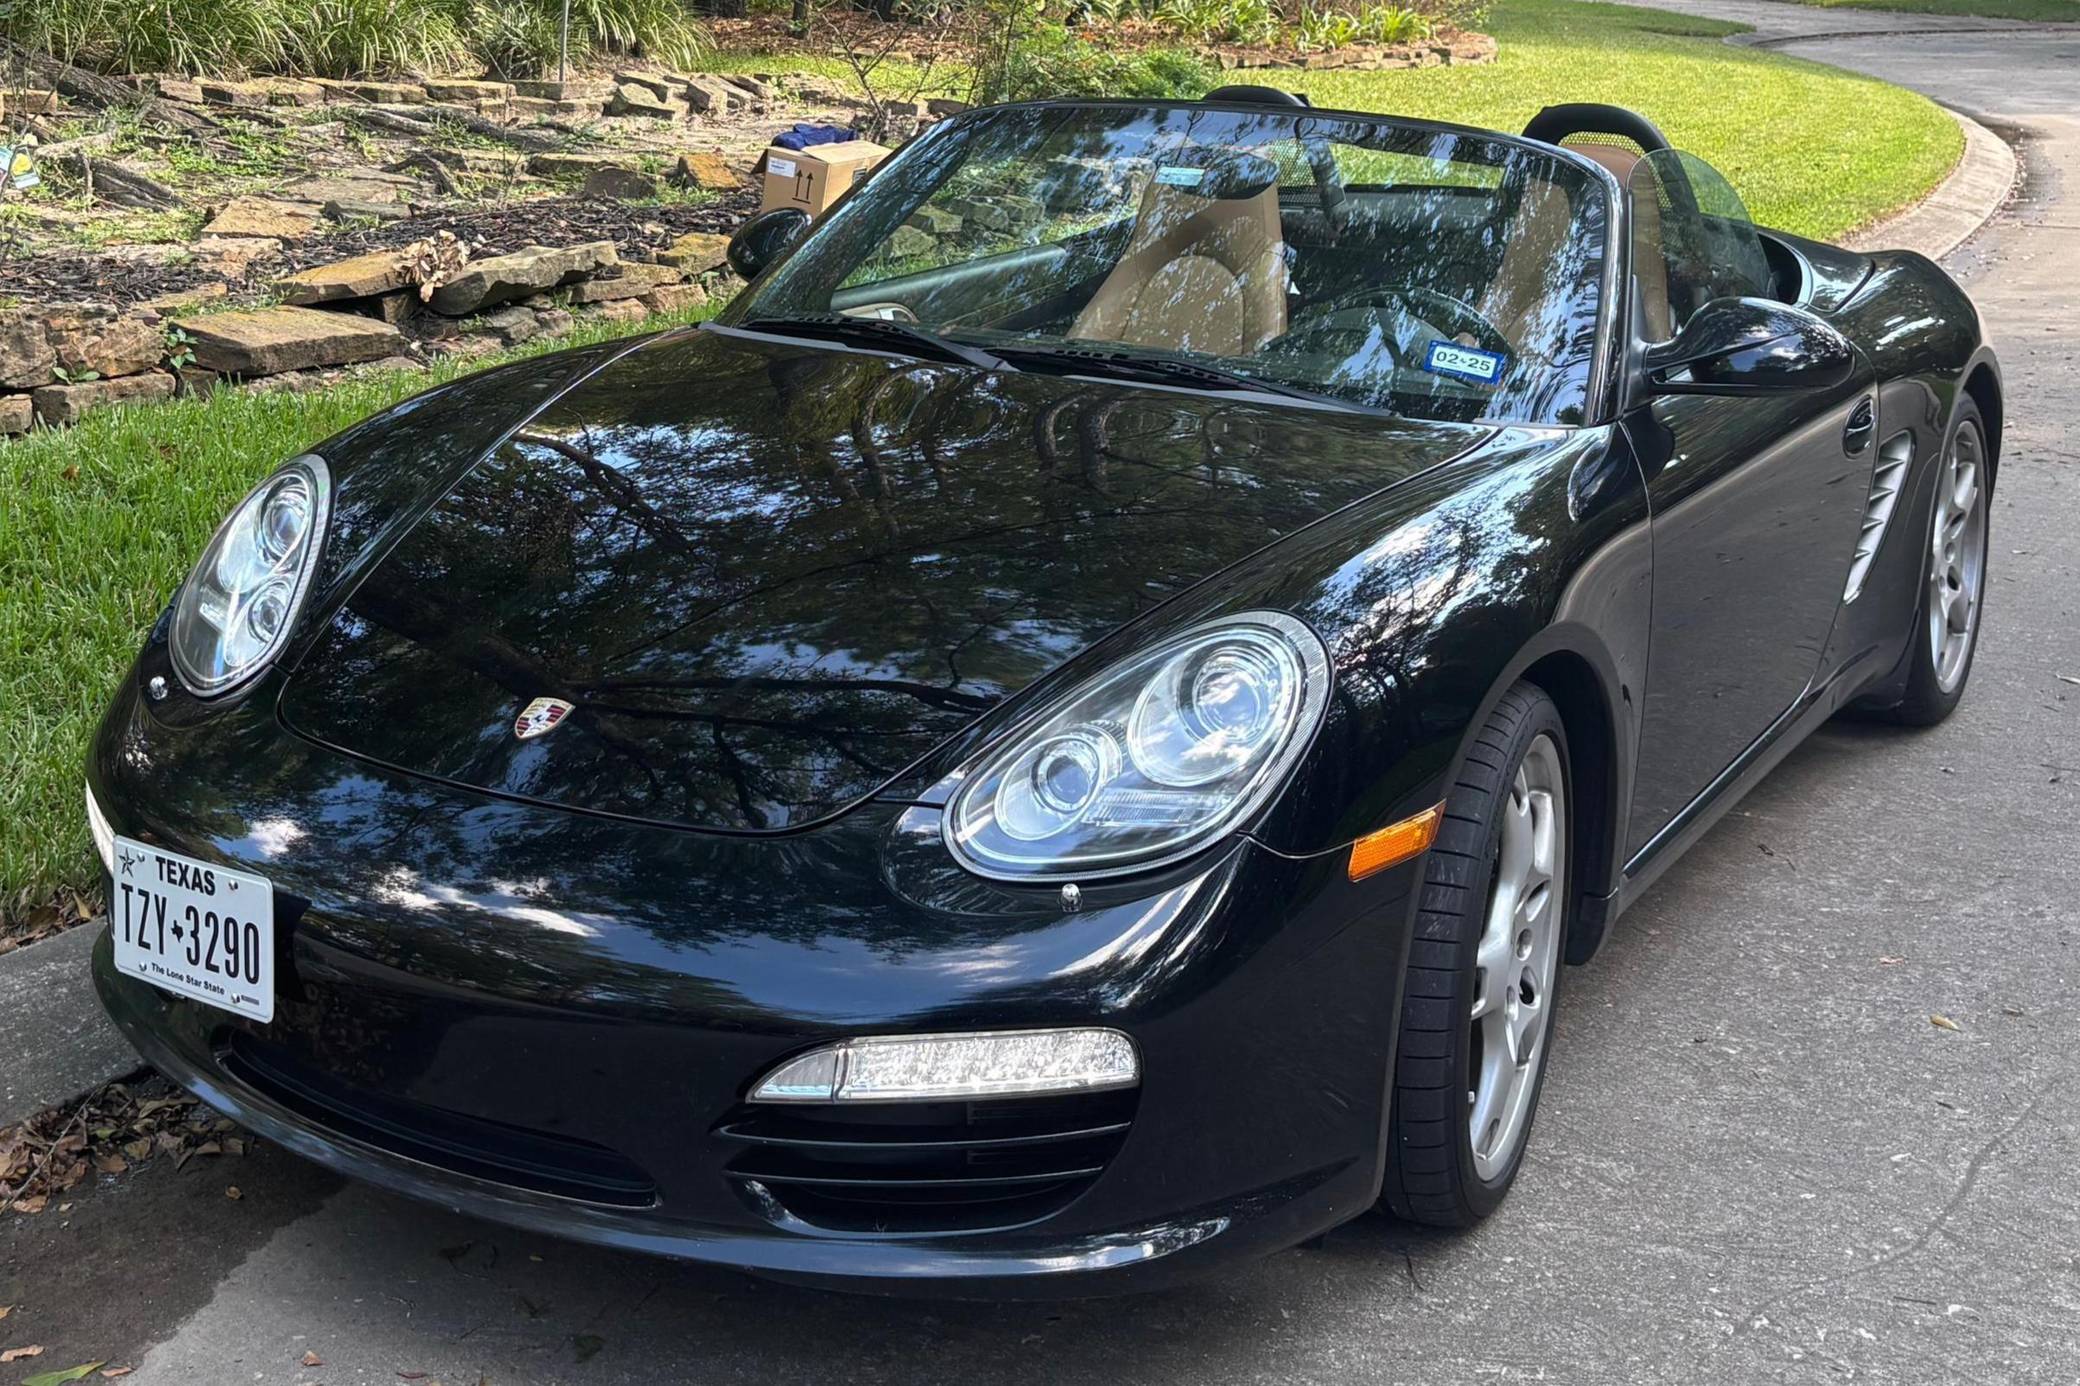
[514,697,574,740]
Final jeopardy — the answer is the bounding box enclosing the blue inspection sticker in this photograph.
[1154,165,1207,188]
[1423,340,1508,385]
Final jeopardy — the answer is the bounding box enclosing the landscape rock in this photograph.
[0,313,57,390]
[654,230,731,272]
[511,78,608,100]
[526,151,632,179]
[906,205,962,236]
[682,77,752,116]
[324,198,410,223]
[568,262,684,303]
[156,78,205,104]
[342,80,424,104]
[510,96,600,120]
[672,152,740,190]
[608,83,686,120]
[198,79,270,107]
[273,249,415,305]
[31,372,175,426]
[266,80,325,106]
[201,196,321,240]
[0,395,32,435]
[44,308,163,379]
[638,283,708,315]
[535,307,575,337]
[583,165,660,199]
[581,298,650,325]
[926,97,970,117]
[426,240,619,315]
[470,305,541,345]
[174,305,404,376]
[613,71,678,101]
[423,79,513,103]
[887,224,936,259]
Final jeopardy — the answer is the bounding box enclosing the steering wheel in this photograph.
[1291,284,1514,359]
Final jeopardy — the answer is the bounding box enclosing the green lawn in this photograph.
[0,304,714,923]
[1786,0,2077,19]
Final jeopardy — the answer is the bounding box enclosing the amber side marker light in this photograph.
[1347,802,1446,882]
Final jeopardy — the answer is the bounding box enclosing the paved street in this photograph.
[6,12,2078,1383]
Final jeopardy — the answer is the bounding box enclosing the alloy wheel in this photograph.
[1928,421,1988,695]
[1467,733,1566,1182]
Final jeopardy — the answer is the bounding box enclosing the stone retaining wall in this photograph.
[0,231,735,435]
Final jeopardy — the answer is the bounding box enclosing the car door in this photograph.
[1621,151,1874,859]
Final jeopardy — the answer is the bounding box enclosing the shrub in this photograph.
[3,0,288,75]
[972,16,1215,102]
[0,0,705,78]
[286,0,474,77]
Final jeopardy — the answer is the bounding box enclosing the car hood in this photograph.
[280,327,1487,832]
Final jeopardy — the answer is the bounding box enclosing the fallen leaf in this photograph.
[22,1364,106,1386]
[1878,955,1905,965]
[100,1370,133,1379]
[1931,1014,1963,1032]
[121,1140,151,1162]
[301,1352,323,1367]
[93,1153,127,1176]
[0,1305,10,1319]
[2056,674,2080,686]
[2,1346,47,1362]
[398,1374,428,1381]
[9,1195,47,1214]
[224,1185,243,1201]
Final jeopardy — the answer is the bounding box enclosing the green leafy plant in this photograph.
[163,326,197,371]
[50,366,103,384]
[1358,2,1434,41]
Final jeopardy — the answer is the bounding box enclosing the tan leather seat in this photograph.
[1071,158,1289,358]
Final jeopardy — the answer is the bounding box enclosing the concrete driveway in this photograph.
[6,12,2078,1383]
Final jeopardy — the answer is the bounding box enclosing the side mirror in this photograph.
[1643,296,1856,396]
[727,207,810,281]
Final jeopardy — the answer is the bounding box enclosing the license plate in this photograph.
[110,837,275,1023]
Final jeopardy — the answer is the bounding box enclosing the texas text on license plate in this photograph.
[111,837,276,1023]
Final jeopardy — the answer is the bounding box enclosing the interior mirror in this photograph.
[727,208,811,281]
[1643,296,1855,395]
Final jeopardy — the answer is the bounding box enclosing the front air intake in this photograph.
[719,1088,1137,1235]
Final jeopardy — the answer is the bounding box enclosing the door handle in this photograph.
[1843,398,1876,456]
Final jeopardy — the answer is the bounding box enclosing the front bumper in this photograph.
[89,672,1427,1296]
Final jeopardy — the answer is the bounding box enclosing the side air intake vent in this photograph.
[1845,431,1914,603]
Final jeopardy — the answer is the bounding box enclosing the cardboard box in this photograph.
[760,139,890,216]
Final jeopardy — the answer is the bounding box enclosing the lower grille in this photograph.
[221,1036,659,1208]
[719,1089,1136,1234]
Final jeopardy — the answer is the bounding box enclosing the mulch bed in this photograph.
[0,188,760,312]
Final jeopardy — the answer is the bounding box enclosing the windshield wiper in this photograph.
[735,313,1006,371]
[986,343,1358,411]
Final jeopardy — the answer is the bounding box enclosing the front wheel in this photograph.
[1380,683,1569,1227]
[1869,398,1990,726]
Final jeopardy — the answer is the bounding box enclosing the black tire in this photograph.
[1379,683,1569,1227]
[1869,398,1990,727]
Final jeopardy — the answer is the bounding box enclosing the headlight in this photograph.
[944,611,1330,880]
[169,455,330,697]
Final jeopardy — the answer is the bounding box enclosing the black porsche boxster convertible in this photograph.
[87,93,1999,1293]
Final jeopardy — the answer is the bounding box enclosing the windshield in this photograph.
[730,103,1610,425]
